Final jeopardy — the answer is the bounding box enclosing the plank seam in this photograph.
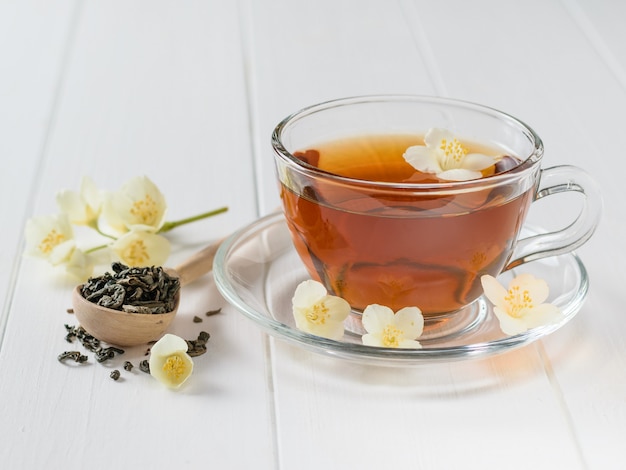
[537,340,589,470]
[0,0,84,353]
[562,0,626,92]
[237,0,263,218]
[237,1,281,468]
[397,0,448,97]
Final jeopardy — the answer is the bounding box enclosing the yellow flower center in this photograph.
[439,138,468,165]
[381,324,403,348]
[130,194,159,226]
[305,302,329,325]
[121,239,149,266]
[504,285,534,318]
[38,229,66,255]
[162,354,188,381]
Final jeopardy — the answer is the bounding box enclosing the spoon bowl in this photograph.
[72,240,221,347]
[72,286,179,346]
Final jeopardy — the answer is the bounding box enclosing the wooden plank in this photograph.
[0,0,75,340]
[240,0,439,214]
[0,1,275,468]
[246,0,587,468]
[565,0,626,89]
[545,1,626,467]
[406,0,626,467]
[269,345,584,469]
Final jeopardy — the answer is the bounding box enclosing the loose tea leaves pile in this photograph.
[80,262,180,314]
[63,324,125,363]
[59,324,212,382]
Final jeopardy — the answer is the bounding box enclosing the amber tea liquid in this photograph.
[280,134,533,315]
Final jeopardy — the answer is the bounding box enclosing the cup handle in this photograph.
[505,165,602,270]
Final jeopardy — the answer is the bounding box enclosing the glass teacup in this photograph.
[272,95,601,335]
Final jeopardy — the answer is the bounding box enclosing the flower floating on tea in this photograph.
[149,333,194,389]
[481,274,562,335]
[361,304,424,348]
[24,175,228,280]
[292,280,350,340]
[403,128,500,181]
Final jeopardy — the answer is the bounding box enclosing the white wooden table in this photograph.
[1,1,624,468]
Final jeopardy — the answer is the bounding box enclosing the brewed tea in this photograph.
[281,134,532,315]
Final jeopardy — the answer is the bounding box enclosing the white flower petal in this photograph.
[403,146,442,174]
[64,248,94,280]
[322,295,351,321]
[513,274,550,305]
[424,128,454,148]
[291,280,350,340]
[102,176,167,233]
[361,304,424,348]
[80,176,102,212]
[24,214,74,259]
[124,176,165,205]
[56,190,87,224]
[493,307,526,335]
[361,333,381,347]
[104,191,134,232]
[484,274,562,336]
[49,240,76,265]
[463,153,498,171]
[313,320,346,341]
[394,306,424,339]
[149,334,194,389]
[523,304,563,329]
[56,176,103,226]
[481,275,508,309]
[151,333,189,356]
[111,230,171,267]
[293,305,346,340]
[124,176,167,229]
[361,304,395,334]
[437,168,483,181]
[398,338,423,349]
[292,279,327,308]
[404,128,499,180]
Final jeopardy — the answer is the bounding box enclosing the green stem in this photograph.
[85,244,110,255]
[88,220,117,240]
[94,226,117,240]
[158,206,228,233]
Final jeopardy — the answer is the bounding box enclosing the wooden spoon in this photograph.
[72,240,222,347]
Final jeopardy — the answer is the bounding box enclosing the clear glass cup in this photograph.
[272,95,601,332]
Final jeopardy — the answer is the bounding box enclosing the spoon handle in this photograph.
[173,239,223,287]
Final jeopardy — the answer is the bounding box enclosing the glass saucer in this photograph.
[213,212,588,365]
